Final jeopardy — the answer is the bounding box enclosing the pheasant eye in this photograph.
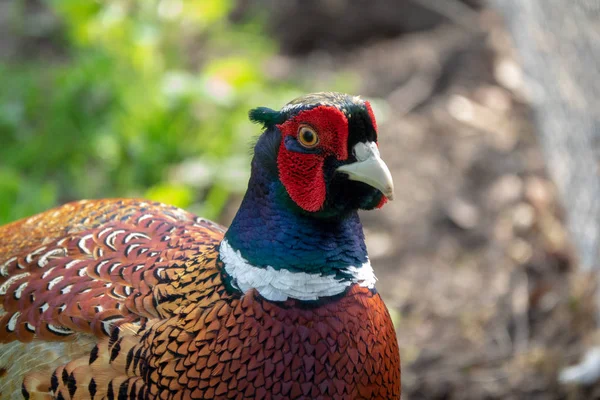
[298,125,319,148]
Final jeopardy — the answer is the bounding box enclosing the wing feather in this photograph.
[0,199,226,343]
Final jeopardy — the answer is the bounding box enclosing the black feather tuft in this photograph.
[21,383,30,400]
[248,107,284,128]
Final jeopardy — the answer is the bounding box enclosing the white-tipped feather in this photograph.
[220,239,376,301]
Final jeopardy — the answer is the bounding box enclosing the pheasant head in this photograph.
[249,92,394,215]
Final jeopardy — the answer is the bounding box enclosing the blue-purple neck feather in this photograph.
[222,127,368,277]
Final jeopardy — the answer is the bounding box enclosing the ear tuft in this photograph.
[248,107,284,128]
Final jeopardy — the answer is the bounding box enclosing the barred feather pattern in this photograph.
[0,199,400,399]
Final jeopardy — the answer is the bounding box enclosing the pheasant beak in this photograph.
[336,142,395,200]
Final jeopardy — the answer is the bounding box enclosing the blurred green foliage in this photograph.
[0,0,334,224]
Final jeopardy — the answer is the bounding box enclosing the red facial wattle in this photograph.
[376,196,388,209]
[276,106,349,212]
[364,101,378,133]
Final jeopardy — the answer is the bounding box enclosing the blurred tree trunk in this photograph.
[490,1,600,271]
[491,0,600,385]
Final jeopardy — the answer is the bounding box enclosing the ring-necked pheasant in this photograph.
[0,92,400,399]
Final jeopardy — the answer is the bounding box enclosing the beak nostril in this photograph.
[352,142,380,162]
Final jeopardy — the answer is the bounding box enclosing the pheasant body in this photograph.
[0,93,400,399]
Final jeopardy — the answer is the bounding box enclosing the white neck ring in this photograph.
[219,239,376,301]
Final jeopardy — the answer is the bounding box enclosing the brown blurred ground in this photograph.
[236,1,599,399]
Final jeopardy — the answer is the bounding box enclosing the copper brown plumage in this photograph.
[0,92,400,399]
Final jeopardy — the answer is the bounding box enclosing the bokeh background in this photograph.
[1,1,599,399]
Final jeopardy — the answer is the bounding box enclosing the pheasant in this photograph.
[0,92,400,399]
